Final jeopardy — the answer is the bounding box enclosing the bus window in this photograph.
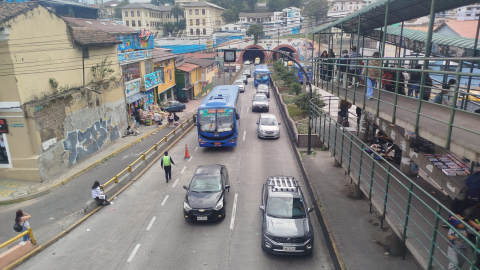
[199,109,216,133]
[217,109,235,132]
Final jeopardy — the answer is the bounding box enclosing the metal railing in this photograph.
[309,101,480,270]
[0,227,36,250]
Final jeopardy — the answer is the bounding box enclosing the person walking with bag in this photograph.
[14,209,31,242]
[161,151,175,183]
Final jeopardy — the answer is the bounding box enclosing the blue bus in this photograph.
[197,85,241,147]
[295,63,312,85]
[253,65,271,87]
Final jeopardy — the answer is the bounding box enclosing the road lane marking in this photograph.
[127,244,141,262]
[161,195,169,206]
[172,179,180,188]
[247,107,249,113]
[230,193,238,230]
[181,166,186,173]
[146,217,156,231]
[195,147,198,152]
[189,156,193,161]
[243,131,246,141]
[249,93,251,97]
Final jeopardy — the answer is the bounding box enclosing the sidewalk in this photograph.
[0,98,203,204]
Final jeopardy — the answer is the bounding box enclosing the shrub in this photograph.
[290,82,302,95]
[294,92,326,111]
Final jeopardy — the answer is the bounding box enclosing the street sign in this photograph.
[0,119,8,133]
[223,49,236,63]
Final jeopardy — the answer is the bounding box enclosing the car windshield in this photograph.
[255,72,268,79]
[260,118,277,126]
[253,95,267,101]
[258,85,268,91]
[267,197,306,219]
[198,108,235,133]
[189,175,222,192]
[234,81,243,85]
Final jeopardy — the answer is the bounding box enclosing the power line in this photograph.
[0,51,120,68]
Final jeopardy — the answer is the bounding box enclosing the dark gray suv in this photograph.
[259,176,314,254]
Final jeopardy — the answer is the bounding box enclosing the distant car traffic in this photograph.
[260,176,314,254]
[252,93,269,112]
[163,101,186,112]
[183,165,230,221]
[243,69,251,78]
[257,84,270,98]
[239,74,248,84]
[255,57,261,65]
[257,114,280,139]
[234,80,245,92]
[244,60,251,65]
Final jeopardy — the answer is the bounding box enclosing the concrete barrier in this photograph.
[0,241,36,269]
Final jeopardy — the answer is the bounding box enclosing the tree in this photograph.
[246,0,257,11]
[290,82,302,95]
[114,0,130,19]
[304,0,329,27]
[222,9,238,24]
[246,24,264,45]
[175,19,186,30]
[267,0,286,12]
[151,0,175,5]
[163,22,175,35]
[294,92,325,111]
[171,4,184,23]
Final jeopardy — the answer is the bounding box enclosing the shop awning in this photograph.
[126,92,147,104]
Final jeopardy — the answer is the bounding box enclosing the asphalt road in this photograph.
[16,66,334,270]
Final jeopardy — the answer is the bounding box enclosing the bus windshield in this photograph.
[255,72,268,80]
[198,108,235,133]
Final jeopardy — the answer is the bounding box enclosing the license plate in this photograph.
[283,246,296,252]
[197,216,207,221]
[214,143,221,146]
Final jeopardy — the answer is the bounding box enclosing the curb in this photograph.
[3,124,195,270]
[0,124,168,205]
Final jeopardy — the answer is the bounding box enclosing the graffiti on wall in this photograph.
[63,119,120,165]
[118,49,152,63]
[116,34,154,51]
[144,70,163,89]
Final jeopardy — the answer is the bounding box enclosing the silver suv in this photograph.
[252,93,269,112]
[260,176,314,255]
[257,114,280,139]
[257,84,270,98]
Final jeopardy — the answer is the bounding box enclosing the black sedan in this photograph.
[183,164,230,221]
[163,101,186,112]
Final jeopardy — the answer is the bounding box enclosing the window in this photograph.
[166,13,170,19]
[137,11,140,17]
[190,19,193,25]
[126,20,129,26]
[196,29,200,35]
[195,9,199,15]
[189,9,192,15]
[125,11,128,17]
[225,27,229,31]
[202,9,205,15]
[131,11,134,17]
[138,20,141,26]
[202,19,205,25]
[196,19,200,25]
[203,28,206,35]
[145,60,152,75]
[132,20,135,26]
[160,13,163,18]
[190,29,194,35]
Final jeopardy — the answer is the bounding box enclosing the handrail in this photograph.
[0,227,36,250]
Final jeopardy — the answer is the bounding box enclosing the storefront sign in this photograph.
[118,49,152,63]
[206,40,213,50]
[144,70,163,89]
[125,78,141,97]
[116,34,154,51]
[0,119,8,133]
[10,123,23,128]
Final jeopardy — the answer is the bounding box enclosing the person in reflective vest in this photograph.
[161,151,175,183]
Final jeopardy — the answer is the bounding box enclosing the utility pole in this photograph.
[277,29,280,61]
[303,13,309,92]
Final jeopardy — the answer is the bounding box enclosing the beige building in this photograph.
[0,2,128,182]
[175,0,199,7]
[121,3,184,36]
[184,1,225,36]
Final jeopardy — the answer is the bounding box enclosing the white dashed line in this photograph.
[195,147,198,152]
[243,130,246,141]
[146,217,156,231]
[230,194,238,230]
[181,166,186,173]
[189,156,193,161]
[127,244,141,262]
[161,195,169,206]
[247,107,249,113]
[172,179,180,188]
[249,93,251,98]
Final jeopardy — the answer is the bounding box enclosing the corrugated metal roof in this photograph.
[176,63,200,73]
[310,0,480,34]
[62,17,138,34]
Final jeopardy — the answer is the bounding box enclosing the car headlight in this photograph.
[213,198,224,210]
[274,129,279,134]
[184,201,192,212]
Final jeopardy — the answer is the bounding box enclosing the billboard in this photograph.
[144,70,164,89]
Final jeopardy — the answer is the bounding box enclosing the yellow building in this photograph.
[184,58,217,96]
[153,48,178,104]
[175,0,199,7]
[0,3,128,182]
[175,56,201,100]
[121,3,184,36]
[184,1,225,36]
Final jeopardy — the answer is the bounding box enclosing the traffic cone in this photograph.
[185,144,190,158]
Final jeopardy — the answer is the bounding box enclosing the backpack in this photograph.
[174,115,179,121]
[465,172,480,200]
[13,222,23,232]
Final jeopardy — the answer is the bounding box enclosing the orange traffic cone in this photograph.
[185,144,190,158]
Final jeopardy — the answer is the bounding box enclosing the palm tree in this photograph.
[171,4,184,23]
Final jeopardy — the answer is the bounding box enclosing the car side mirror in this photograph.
[224,185,230,190]
[259,205,265,211]
[308,207,314,213]
[183,186,188,190]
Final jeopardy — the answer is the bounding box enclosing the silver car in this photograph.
[257,84,270,98]
[234,80,245,92]
[252,93,269,112]
[257,114,280,139]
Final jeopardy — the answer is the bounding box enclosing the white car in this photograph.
[245,60,251,65]
[257,113,280,139]
[234,80,245,92]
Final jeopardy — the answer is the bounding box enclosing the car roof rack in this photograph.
[267,176,299,192]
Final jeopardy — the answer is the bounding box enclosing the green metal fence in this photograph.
[309,101,480,269]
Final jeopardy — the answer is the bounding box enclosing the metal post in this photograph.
[427,206,441,269]
[338,23,344,96]
[327,27,332,88]
[347,133,353,174]
[392,21,405,125]
[353,16,361,93]
[303,20,309,92]
[402,181,414,259]
[340,126,345,165]
[446,60,463,149]
[380,165,391,228]
[464,16,480,110]
[368,161,375,212]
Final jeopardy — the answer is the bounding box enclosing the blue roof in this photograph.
[199,85,239,108]
[255,65,270,72]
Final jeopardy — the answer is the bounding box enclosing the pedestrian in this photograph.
[161,151,175,183]
[329,49,336,59]
[408,65,422,97]
[168,113,174,126]
[356,107,362,126]
[15,209,31,242]
[434,79,456,105]
[154,111,161,126]
[451,172,480,216]
[348,46,362,88]
[337,50,349,88]
[446,215,471,270]
[327,52,335,82]
[381,64,396,93]
[320,51,328,81]
[365,52,382,100]
[91,181,111,205]
[421,74,433,101]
